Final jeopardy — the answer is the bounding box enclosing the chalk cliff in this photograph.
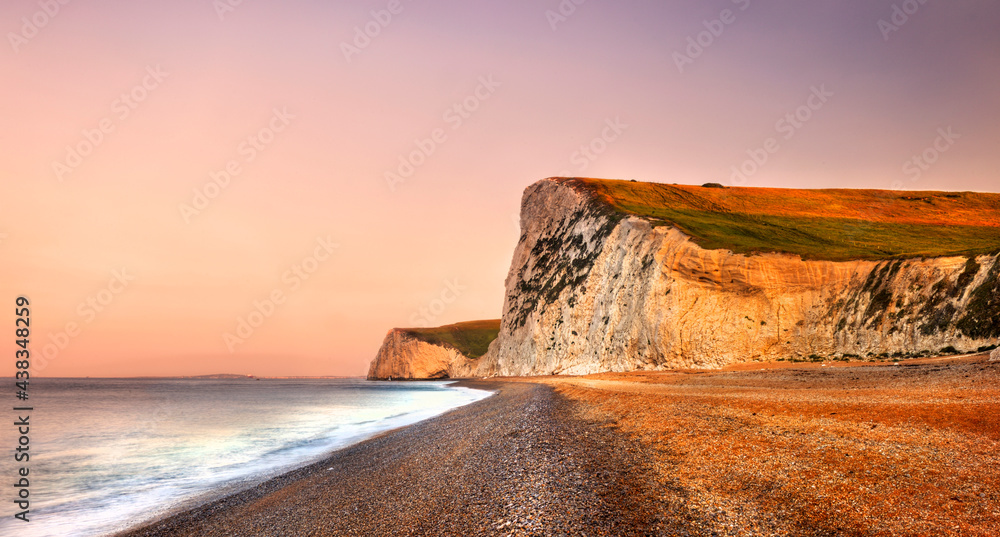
[475,178,1000,376]
[367,330,471,379]
[367,320,500,380]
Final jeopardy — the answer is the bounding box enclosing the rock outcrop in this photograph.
[367,329,477,380]
[991,347,1000,362]
[476,178,1000,376]
[368,320,501,380]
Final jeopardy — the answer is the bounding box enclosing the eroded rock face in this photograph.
[477,178,1000,376]
[367,329,478,380]
[991,347,1000,362]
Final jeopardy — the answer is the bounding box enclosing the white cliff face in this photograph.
[478,178,1000,376]
[367,329,478,380]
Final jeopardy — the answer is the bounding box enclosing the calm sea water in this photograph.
[0,378,491,537]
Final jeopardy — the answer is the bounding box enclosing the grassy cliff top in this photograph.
[560,177,1000,261]
[401,319,501,359]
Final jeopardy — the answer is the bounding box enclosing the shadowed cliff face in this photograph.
[477,178,1000,376]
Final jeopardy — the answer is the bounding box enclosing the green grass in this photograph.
[561,178,1000,261]
[641,209,1000,261]
[402,319,501,359]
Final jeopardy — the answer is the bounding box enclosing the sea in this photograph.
[0,377,492,537]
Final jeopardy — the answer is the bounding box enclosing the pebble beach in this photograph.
[118,354,999,536]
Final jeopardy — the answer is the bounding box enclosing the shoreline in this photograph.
[116,380,668,536]
[108,380,497,536]
[117,356,999,536]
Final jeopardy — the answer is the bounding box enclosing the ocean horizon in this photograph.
[0,377,492,537]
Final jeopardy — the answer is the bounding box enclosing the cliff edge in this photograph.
[476,178,1000,376]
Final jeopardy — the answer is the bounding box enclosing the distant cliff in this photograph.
[475,178,1000,376]
[367,320,500,380]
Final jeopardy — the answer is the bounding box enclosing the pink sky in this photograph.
[2,0,999,377]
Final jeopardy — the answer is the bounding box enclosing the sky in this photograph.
[2,0,999,377]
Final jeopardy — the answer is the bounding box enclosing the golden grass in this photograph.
[560,177,1000,261]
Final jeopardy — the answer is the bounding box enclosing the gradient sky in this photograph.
[2,0,999,377]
